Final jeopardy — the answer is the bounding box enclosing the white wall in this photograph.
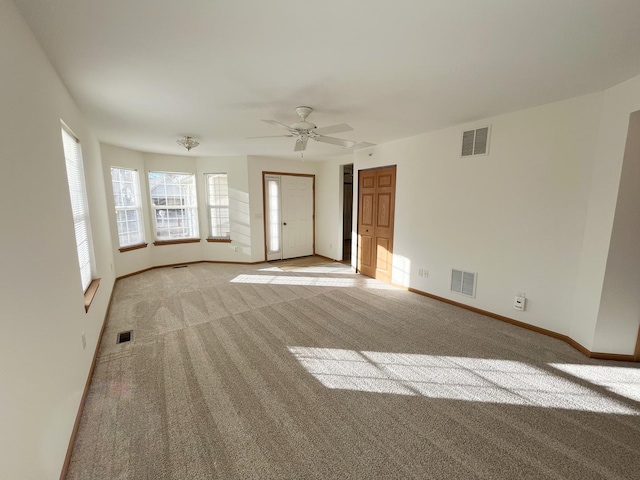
[101,150,331,274]
[0,0,114,477]
[594,111,640,354]
[198,156,252,262]
[585,75,640,353]
[101,144,152,276]
[101,148,252,277]
[315,156,353,261]
[354,93,604,338]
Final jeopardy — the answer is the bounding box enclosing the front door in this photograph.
[264,173,314,261]
[357,166,396,282]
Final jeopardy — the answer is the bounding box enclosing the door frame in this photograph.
[355,165,397,282]
[262,171,316,262]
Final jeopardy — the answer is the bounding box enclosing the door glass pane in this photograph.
[267,179,280,253]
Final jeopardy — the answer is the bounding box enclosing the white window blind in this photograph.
[110,167,144,248]
[61,125,94,292]
[205,173,230,240]
[148,171,199,240]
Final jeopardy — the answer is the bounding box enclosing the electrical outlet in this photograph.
[514,296,526,311]
[418,268,429,278]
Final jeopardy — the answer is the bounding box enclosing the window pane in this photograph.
[210,207,230,238]
[267,179,280,252]
[154,207,198,240]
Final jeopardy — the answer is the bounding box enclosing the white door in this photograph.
[282,175,314,259]
[265,174,314,261]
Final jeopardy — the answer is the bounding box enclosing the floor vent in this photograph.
[451,269,477,298]
[172,265,188,269]
[117,330,132,344]
[461,126,490,157]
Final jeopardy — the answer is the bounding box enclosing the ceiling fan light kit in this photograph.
[253,106,368,153]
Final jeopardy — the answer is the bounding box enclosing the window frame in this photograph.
[110,166,146,251]
[147,170,200,244]
[61,122,100,311]
[204,172,231,242]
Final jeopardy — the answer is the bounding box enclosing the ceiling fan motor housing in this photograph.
[295,106,313,120]
[291,106,315,131]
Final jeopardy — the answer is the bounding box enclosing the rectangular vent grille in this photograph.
[117,330,132,344]
[461,126,490,157]
[451,269,477,298]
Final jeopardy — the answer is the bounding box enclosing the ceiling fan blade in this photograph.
[294,137,308,152]
[247,134,294,139]
[313,123,353,135]
[262,119,294,131]
[315,135,357,148]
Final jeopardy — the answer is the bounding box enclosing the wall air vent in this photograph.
[461,126,490,157]
[450,269,477,298]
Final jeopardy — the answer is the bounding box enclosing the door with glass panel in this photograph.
[264,173,314,261]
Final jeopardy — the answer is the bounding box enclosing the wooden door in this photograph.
[357,166,396,282]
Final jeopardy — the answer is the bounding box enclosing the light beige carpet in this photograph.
[67,259,640,479]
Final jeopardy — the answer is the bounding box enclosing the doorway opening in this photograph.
[342,164,353,264]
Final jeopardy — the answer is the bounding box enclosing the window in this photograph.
[148,171,199,241]
[61,124,94,292]
[110,167,145,249]
[205,173,230,241]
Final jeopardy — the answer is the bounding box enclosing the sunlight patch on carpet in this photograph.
[258,266,355,274]
[549,363,640,403]
[289,347,640,415]
[230,274,396,289]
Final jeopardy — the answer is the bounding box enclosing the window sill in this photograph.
[119,243,148,253]
[84,278,101,313]
[206,238,232,243]
[153,238,201,246]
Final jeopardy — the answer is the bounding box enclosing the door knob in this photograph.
[283,222,287,226]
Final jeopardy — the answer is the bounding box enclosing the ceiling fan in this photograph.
[251,106,367,152]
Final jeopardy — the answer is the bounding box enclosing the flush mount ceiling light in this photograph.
[177,135,199,151]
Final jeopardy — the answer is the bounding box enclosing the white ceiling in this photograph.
[13,0,640,160]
